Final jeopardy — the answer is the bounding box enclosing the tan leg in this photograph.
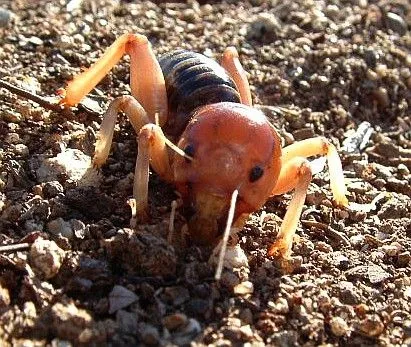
[60,33,168,126]
[220,47,252,106]
[268,158,312,258]
[93,95,150,168]
[281,137,348,207]
[134,124,173,221]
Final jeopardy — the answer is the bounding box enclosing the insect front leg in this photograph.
[220,47,252,106]
[133,124,173,225]
[268,157,312,259]
[268,137,348,261]
[281,137,348,206]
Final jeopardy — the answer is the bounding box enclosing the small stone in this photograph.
[12,144,29,157]
[273,297,289,314]
[403,320,411,337]
[71,219,86,239]
[163,286,190,306]
[330,316,350,336]
[239,325,254,340]
[116,310,138,334]
[28,36,43,46]
[367,264,391,284]
[398,252,411,267]
[239,308,253,325]
[29,238,65,279]
[50,302,93,343]
[163,313,188,331]
[0,8,13,27]
[3,110,23,123]
[139,323,160,345]
[385,12,407,36]
[350,234,365,247]
[380,242,403,257]
[35,149,100,187]
[47,218,73,239]
[43,181,64,198]
[58,34,75,49]
[247,13,282,42]
[233,281,254,295]
[172,318,201,346]
[184,298,211,319]
[359,314,385,337]
[338,281,360,304]
[397,164,410,176]
[0,283,10,307]
[108,285,138,314]
[364,49,379,68]
[292,128,315,141]
[209,243,249,275]
[220,271,241,290]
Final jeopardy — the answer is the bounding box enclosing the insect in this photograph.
[59,33,348,275]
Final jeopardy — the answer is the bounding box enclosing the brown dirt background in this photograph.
[0,0,410,346]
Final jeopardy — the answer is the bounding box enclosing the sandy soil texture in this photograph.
[0,0,410,345]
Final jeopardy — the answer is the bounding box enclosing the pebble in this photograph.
[108,285,138,314]
[363,49,378,68]
[397,163,410,176]
[385,12,407,36]
[184,298,211,319]
[139,323,160,345]
[380,242,403,257]
[12,144,29,157]
[233,281,254,295]
[338,281,360,304]
[329,316,350,336]
[0,283,10,308]
[367,264,391,284]
[272,297,289,314]
[50,302,92,343]
[171,318,201,346]
[209,244,249,273]
[47,218,74,239]
[29,238,65,279]
[43,181,64,198]
[163,286,190,306]
[0,7,12,27]
[116,310,138,334]
[35,149,100,187]
[163,313,188,331]
[359,314,385,337]
[247,13,282,42]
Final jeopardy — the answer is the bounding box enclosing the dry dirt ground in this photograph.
[0,0,411,346]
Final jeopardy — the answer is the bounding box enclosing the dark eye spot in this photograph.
[184,144,195,163]
[249,165,264,182]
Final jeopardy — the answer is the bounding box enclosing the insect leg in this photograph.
[93,95,149,168]
[281,137,348,207]
[134,124,172,222]
[220,47,252,106]
[268,157,312,259]
[60,33,168,126]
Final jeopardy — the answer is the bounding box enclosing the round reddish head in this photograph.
[173,102,282,244]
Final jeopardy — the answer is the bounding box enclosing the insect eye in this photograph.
[249,165,264,182]
[184,144,195,163]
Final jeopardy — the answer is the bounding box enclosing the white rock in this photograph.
[29,239,65,279]
[36,149,100,187]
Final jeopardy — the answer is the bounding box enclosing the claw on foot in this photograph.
[127,198,148,229]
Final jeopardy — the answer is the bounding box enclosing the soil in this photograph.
[0,0,411,346]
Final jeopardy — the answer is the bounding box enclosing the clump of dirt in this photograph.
[0,0,410,345]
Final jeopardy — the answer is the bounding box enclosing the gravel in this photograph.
[0,0,410,345]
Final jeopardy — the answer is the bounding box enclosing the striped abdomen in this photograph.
[158,50,241,137]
